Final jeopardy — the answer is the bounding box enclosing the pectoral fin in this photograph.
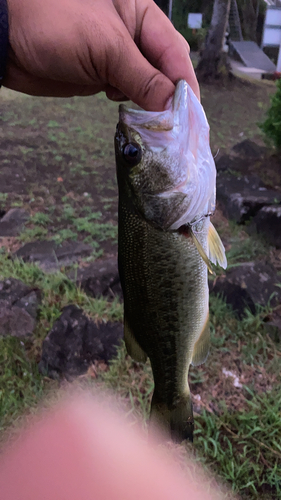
[190,229,215,275]
[124,317,147,363]
[191,315,210,366]
[208,222,227,269]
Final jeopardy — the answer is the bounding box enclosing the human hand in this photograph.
[0,393,231,500]
[5,0,199,110]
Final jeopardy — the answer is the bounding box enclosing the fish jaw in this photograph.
[116,80,216,229]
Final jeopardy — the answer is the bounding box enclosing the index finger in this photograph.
[136,1,200,101]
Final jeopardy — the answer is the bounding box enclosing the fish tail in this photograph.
[150,392,194,443]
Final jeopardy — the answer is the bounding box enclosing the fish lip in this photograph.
[118,80,190,131]
[119,105,174,132]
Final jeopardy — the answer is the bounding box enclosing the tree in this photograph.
[241,0,257,41]
[260,79,281,151]
[196,0,231,82]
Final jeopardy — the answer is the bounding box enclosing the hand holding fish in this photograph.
[3,0,199,110]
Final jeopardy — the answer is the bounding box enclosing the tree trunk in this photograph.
[242,0,257,42]
[196,0,231,82]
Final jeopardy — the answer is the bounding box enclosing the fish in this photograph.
[115,80,227,443]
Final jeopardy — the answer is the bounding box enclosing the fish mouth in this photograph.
[118,80,197,153]
[119,106,174,132]
[119,80,190,133]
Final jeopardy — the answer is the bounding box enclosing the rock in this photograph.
[0,278,41,337]
[231,140,267,159]
[217,171,265,196]
[0,304,35,338]
[215,154,250,172]
[210,261,281,318]
[15,240,57,266]
[15,240,92,271]
[252,205,281,249]
[55,241,93,262]
[39,304,123,379]
[0,208,29,236]
[211,280,256,318]
[70,257,122,300]
[216,171,281,224]
[12,290,39,320]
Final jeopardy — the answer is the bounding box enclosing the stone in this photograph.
[231,139,267,159]
[217,171,265,197]
[0,278,41,337]
[210,261,281,318]
[215,154,249,172]
[70,257,122,300]
[55,241,93,261]
[39,304,123,379]
[11,290,40,320]
[0,208,29,236]
[15,240,57,264]
[216,170,281,224]
[252,205,281,249]
[0,303,35,338]
[15,240,92,271]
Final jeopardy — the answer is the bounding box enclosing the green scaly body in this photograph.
[118,195,210,441]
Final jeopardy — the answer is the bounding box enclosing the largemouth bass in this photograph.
[115,80,227,442]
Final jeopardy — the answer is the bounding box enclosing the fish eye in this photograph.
[122,143,142,166]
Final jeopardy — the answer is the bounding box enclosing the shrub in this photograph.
[259,78,281,150]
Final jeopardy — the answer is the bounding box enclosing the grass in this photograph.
[0,256,280,497]
[195,389,281,498]
[226,231,269,268]
[18,198,118,248]
[0,254,124,433]
[1,333,280,497]
[0,254,123,339]
[97,296,281,498]
[0,336,47,433]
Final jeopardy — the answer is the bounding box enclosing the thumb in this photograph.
[105,31,175,111]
